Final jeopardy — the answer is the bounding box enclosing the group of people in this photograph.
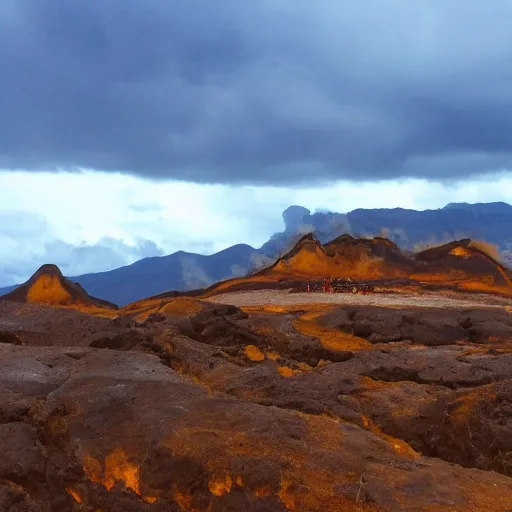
[305,277,357,293]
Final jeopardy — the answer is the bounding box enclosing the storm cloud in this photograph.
[1,1,512,183]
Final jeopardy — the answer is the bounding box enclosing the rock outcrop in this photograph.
[1,264,117,310]
[204,234,512,297]
[1,292,512,510]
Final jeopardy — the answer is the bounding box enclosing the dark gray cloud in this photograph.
[1,1,512,183]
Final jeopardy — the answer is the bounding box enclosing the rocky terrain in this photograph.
[1,261,512,510]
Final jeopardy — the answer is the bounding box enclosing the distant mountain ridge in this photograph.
[1,201,512,305]
[70,243,270,306]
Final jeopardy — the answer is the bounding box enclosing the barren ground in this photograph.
[2,289,512,510]
[207,289,512,309]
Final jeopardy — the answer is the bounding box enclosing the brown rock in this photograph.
[1,291,512,510]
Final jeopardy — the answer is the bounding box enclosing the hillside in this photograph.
[203,234,512,298]
[0,264,117,310]
[2,237,512,511]
[260,233,414,280]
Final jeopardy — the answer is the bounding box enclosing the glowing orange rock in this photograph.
[208,471,233,496]
[103,449,141,494]
[82,448,158,504]
[266,351,281,360]
[278,366,300,378]
[65,487,83,504]
[26,274,73,305]
[172,486,192,509]
[245,345,265,362]
[278,477,296,511]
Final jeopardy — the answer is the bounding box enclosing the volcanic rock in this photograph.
[1,285,512,510]
[203,234,512,298]
[0,344,511,511]
[1,264,117,310]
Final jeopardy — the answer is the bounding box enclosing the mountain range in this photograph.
[2,201,512,306]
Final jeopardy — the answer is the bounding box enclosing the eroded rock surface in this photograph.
[0,296,512,510]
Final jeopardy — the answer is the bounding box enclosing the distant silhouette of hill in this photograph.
[70,243,269,306]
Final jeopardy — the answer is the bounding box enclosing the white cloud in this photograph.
[1,169,512,286]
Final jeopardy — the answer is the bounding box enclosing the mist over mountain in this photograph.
[260,205,352,257]
[347,202,512,256]
[262,202,512,259]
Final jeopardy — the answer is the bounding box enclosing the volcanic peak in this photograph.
[1,264,117,310]
[32,263,65,278]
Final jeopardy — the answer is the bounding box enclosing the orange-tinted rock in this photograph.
[0,344,511,511]
[1,264,117,310]
[201,235,512,297]
[255,233,413,280]
[1,287,512,510]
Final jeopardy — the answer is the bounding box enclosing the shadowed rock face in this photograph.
[1,295,512,510]
[0,264,117,310]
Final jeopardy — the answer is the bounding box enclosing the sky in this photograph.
[1,1,512,285]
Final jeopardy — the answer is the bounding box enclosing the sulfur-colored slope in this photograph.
[120,296,207,322]
[412,239,512,295]
[26,274,74,305]
[257,233,412,281]
[293,310,372,352]
[1,264,118,312]
[198,235,512,298]
[242,303,372,352]
[193,235,409,299]
[269,235,333,277]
